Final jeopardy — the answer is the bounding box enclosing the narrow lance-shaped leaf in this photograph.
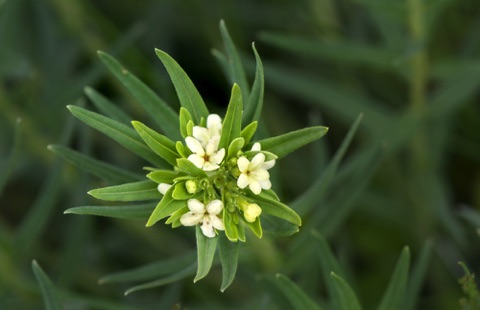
[246,192,301,226]
[405,240,433,310]
[125,263,197,296]
[219,19,250,102]
[219,84,243,150]
[89,180,161,202]
[155,49,209,124]
[64,203,155,219]
[257,126,329,159]
[194,226,218,283]
[132,121,179,167]
[219,233,239,292]
[32,260,62,310]
[84,86,131,124]
[97,51,180,139]
[243,43,264,126]
[48,145,143,184]
[330,272,363,310]
[67,105,168,168]
[146,186,187,227]
[377,246,410,310]
[274,274,323,310]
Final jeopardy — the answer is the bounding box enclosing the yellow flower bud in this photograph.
[185,180,197,194]
[243,203,262,223]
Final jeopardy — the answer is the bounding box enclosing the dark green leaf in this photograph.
[194,226,218,282]
[48,145,143,183]
[100,252,196,284]
[330,272,363,310]
[219,20,250,101]
[64,203,155,219]
[243,43,264,126]
[219,84,243,151]
[176,158,207,177]
[377,247,410,310]
[32,260,62,310]
[84,86,131,124]
[146,170,181,184]
[219,233,239,292]
[155,49,209,124]
[67,105,168,168]
[97,51,180,139]
[257,126,328,159]
[240,121,258,145]
[131,121,179,166]
[88,180,161,202]
[274,274,323,310]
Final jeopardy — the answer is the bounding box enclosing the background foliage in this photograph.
[1,0,480,309]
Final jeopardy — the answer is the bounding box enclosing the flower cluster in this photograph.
[150,111,277,240]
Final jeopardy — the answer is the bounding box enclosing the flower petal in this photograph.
[260,179,272,190]
[237,157,250,173]
[237,173,249,189]
[202,162,220,171]
[206,199,224,215]
[262,160,276,170]
[250,153,265,170]
[210,214,225,230]
[209,148,225,165]
[249,181,262,195]
[200,218,216,238]
[207,114,222,136]
[187,199,205,213]
[205,135,220,155]
[185,137,205,156]
[192,126,210,146]
[157,183,172,195]
[187,154,205,169]
[180,212,203,226]
[251,169,269,181]
[251,142,261,151]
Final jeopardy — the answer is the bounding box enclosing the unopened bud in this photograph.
[185,180,197,194]
[244,203,262,223]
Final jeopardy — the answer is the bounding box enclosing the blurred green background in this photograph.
[1,0,480,309]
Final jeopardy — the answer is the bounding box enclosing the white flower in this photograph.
[157,183,172,195]
[185,114,225,171]
[186,135,225,171]
[237,153,275,195]
[243,203,262,222]
[180,199,225,238]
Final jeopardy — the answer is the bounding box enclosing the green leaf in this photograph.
[131,121,179,166]
[227,137,245,159]
[377,246,410,310]
[155,49,209,124]
[246,217,263,238]
[218,233,239,292]
[274,274,323,310]
[146,186,187,227]
[240,121,258,145]
[176,141,190,158]
[48,145,143,183]
[146,170,181,184]
[405,241,433,310]
[97,51,180,139]
[100,252,196,284]
[179,107,193,138]
[88,180,161,202]
[330,272,363,310]
[172,181,193,200]
[223,210,239,242]
[257,126,328,159]
[165,206,189,227]
[176,158,207,177]
[84,86,131,124]
[219,84,243,150]
[194,226,218,282]
[219,20,250,102]
[247,192,301,226]
[32,260,62,310]
[243,43,264,126]
[67,105,168,168]
[292,114,363,215]
[125,263,197,295]
[0,118,21,195]
[64,203,154,219]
